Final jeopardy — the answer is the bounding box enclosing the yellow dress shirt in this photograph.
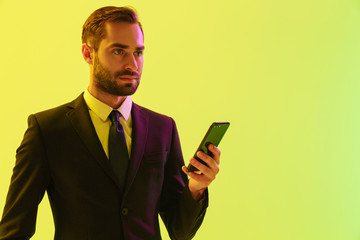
[83,90,133,158]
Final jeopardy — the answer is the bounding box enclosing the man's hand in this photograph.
[182,144,221,201]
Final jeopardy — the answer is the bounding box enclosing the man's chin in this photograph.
[95,79,139,96]
[111,84,139,96]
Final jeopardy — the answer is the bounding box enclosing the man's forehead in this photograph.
[105,22,143,38]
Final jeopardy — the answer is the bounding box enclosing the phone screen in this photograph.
[187,122,230,172]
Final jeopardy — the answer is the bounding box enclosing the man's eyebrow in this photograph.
[108,43,145,51]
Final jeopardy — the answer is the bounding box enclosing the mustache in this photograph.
[115,70,140,79]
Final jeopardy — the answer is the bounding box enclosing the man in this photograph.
[0,6,220,240]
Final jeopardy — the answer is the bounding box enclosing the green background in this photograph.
[1,0,360,239]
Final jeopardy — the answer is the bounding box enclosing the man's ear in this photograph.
[82,43,94,64]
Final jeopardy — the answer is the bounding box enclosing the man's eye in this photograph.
[134,51,143,56]
[114,49,124,55]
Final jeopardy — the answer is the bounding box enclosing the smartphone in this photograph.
[186,122,230,172]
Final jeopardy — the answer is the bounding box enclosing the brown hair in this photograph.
[82,6,143,52]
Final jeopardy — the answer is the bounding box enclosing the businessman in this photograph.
[0,6,221,240]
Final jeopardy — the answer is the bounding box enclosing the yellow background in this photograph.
[1,0,360,239]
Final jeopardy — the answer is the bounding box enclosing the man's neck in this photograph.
[87,86,127,109]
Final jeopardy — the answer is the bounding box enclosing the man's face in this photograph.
[92,21,144,96]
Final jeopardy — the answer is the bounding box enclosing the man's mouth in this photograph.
[119,75,138,81]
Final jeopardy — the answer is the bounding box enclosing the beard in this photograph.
[93,55,140,96]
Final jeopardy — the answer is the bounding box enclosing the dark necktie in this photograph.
[108,110,129,189]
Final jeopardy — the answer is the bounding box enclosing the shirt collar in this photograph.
[83,89,133,122]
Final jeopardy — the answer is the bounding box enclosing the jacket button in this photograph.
[121,208,129,216]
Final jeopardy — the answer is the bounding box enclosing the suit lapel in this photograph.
[124,103,149,196]
[65,94,122,189]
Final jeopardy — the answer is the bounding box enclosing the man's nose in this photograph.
[125,54,138,71]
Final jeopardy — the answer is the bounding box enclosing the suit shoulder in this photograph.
[32,94,84,123]
[132,103,179,133]
[133,103,174,123]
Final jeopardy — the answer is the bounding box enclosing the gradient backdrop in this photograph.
[1,0,360,239]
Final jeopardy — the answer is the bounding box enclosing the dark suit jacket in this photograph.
[0,94,207,240]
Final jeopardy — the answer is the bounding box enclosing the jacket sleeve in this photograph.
[159,118,208,240]
[0,115,50,240]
